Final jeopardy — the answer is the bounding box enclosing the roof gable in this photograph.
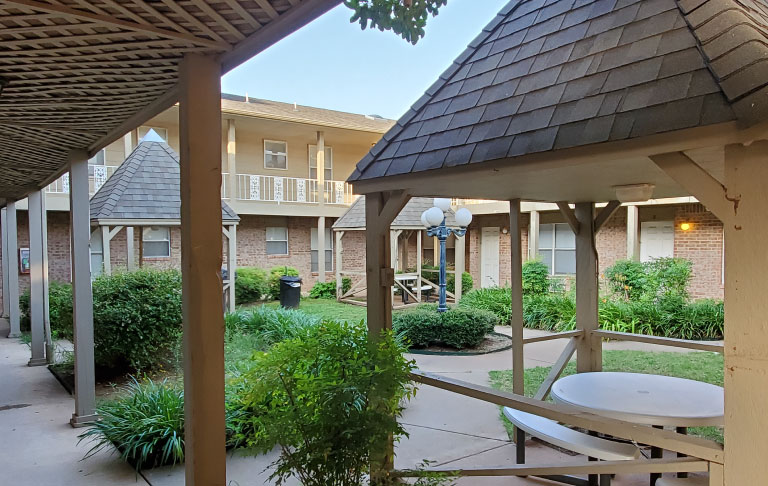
[350,0,768,183]
[90,140,239,223]
[333,197,457,230]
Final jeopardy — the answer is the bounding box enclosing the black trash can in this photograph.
[279,275,302,309]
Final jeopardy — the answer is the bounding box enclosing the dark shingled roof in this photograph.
[333,197,457,230]
[90,140,239,223]
[350,0,768,182]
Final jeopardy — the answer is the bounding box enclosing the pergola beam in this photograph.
[594,200,620,232]
[556,201,580,234]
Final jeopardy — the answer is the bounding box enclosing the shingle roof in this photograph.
[333,197,457,230]
[221,94,395,133]
[350,0,768,182]
[90,140,239,223]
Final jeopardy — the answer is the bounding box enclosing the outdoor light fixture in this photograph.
[613,183,655,203]
[422,198,472,312]
[680,222,693,231]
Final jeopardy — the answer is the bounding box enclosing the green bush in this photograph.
[235,267,268,304]
[267,266,299,300]
[92,269,182,372]
[523,293,576,331]
[224,306,320,348]
[604,259,649,300]
[522,260,550,296]
[459,287,511,324]
[228,320,415,486]
[447,271,473,294]
[19,281,74,339]
[78,378,184,470]
[309,278,353,299]
[605,258,692,301]
[393,305,498,349]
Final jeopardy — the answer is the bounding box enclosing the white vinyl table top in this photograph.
[550,372,724,427]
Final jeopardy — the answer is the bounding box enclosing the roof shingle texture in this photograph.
[90,141,239,223]
[333,197,457,230]
[350,0,768,182]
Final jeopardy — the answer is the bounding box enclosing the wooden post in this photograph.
[455,234,465,301]
[101,225,111,275]
[126,227,135,271]
[626,205,640,260]
[317,216,326,283]
[509,200,525,394]
[574,202,601,373]
[6,201,20,337]
[227,119,237,200]
[1,207,10,319]
[138,226,144,268]
[416,230,423,302]
[69,150,98,427]
[227,224,237,313]
[179,53,226,486]
[335,230,343,301]
[41,193,53,364]
[528,210,539,261]
[27,190,47,366]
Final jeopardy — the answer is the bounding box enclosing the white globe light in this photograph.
[433,198,452,212]
[425,206,445,227]
[455,208,473,227]
[420,210,429,228]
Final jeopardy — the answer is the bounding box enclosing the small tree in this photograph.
[345,0,448,44]
[522,260,550,296]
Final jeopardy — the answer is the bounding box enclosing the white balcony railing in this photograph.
[46,165,119,196]
[234,174,356,205]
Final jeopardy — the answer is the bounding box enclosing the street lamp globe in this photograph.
[455,208,473,227]
[433,197,452,212]
[420,210,429,228]
[425,206,445,227]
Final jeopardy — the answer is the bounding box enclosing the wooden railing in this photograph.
[234,174,356,205]
[45,165,119,195]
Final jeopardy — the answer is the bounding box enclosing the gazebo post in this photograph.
[6,201,20,337]
[455,233,465,301]
[365,191,409,481]
[179,53,226,486]
[416,230,422,302]
[27,190,47,366]
[226,224,237,313]
[126,227,136,271]
[101,225,111,275]
[335,230,343,301]
[509,199,525,393]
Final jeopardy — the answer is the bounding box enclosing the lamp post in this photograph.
[422,198,473,312]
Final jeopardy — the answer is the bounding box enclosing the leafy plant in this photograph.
[393,305,498,349]
[235,267,268,304]
[447,271,473,294]
[309,278,353,299]
[345,0,448,44]
[605,258,692,301]
[267,266,300,300]
[522,260,550,296]
[78,378,184,471]
[522,293,576,331]
[459,287,511,324]
[224,306,320,348]
[19,281,74,339]
[228,320,416,486]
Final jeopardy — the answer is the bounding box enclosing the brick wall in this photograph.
[596,209,626,275]
[674,204,724,299]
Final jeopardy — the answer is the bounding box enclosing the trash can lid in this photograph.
[279,275,302,283]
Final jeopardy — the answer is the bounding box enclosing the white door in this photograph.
[640,221,674,262]
[481,227,500,288]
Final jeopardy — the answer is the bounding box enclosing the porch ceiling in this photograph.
[0,0,341,203]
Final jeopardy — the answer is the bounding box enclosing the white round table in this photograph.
[550,372,724,427]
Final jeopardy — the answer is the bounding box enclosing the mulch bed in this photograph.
[408,332,514,356]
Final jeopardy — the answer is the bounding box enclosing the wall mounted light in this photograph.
[613,183,655,203]
[680,222,693,231]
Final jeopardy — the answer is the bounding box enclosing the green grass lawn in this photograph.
[260,298,367,323]
[489,350,724,443]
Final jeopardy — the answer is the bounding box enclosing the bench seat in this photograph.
[656,477,708,486]
[503,407,640,461]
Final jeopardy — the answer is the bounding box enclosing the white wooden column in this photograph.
[227,224,237,313]
[528,210,540,261]
[626,204,640,260]
[126,227,136,271]
[27,190,47,366]
[574,202,600,373]
[41,192,52,363]
[509,199,525,394]
[6,201,20,337]
[101,225,111,275]
[179,53,226,486]
[317,216,326,282]
[227,119,237,200]
[69,150,98,426]
[335,230,343,300]
[316,131,326,281]
[416,230,423,302]
[455,234,466,301]
[1,207,9,319]
[123,132,133,158]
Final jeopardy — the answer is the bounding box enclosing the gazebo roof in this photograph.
[90,134,239,224]
[349,0,768,184]
[333,196,456,230]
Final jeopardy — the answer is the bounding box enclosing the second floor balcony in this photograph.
[223,174,357,206]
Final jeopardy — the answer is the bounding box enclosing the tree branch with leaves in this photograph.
[345,0,448,44]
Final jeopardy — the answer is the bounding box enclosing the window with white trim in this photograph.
[308,145,333,180]
[90,228,103,276]
[142,227,171,258]
[266,227,288,255]
[311,227,333,272]
[138,126,168,142]
[539,223,575,275]
[264,140,287,169]
[88,149,106,177]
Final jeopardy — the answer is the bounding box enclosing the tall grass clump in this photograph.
[224,306,320,348]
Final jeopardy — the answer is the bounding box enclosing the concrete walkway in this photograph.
[0,320,711,485]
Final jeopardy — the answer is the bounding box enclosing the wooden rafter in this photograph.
[556,201,580,233]
[594,200,621,232]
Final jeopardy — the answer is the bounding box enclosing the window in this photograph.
[539,223,575,275]
[266,227,288,255]
[90,228,103,276]
[143,227,171,258]
[308,145,333,180]
[311,227,333,272]
[138,126,168,142]
[264,140,287,169]
[88,149,106,177]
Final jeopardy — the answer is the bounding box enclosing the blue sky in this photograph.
[221,1,510,120]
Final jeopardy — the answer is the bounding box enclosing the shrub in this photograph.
[605,258,692,301]
[224,306,320,348]
[267,266,299,300]
[235,267,268,304]
[309,278,352,299]
[228,320,415,486]
[92,269,182,372]
[523,293,576,331]
[522,260,550,296]
[459,287,511,324]
[648,258,692,300]
[78,378,184,470]
[18,281,74,339]
[605,259,649,300]
[393,305,498,349]
[447,271,473,294]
